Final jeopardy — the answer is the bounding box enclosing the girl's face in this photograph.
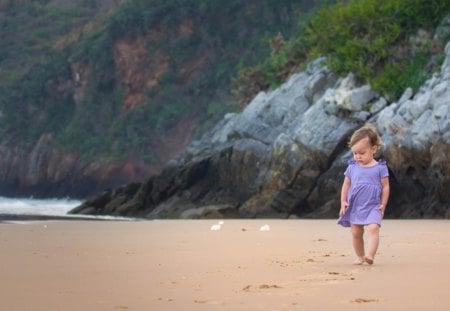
[351,137,377,166]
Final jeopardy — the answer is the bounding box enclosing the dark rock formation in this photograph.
[71,43,450,219]
[0,134,155,198]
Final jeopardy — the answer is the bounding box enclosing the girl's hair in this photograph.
[348,123,382,148]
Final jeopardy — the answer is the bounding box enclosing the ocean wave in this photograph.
[0,196,81,216]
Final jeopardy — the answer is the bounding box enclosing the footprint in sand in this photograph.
[352,298,379,303]
[259,284,282,289]
[242,284,282,292]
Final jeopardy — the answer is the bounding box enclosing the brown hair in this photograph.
[348,123,382,148]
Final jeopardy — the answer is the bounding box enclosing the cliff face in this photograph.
[0,1,313,198]
[0,21,202,198]
[71,42,450,219]
[0,134,155,198]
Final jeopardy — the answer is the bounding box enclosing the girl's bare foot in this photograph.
[364,256,374,265]
[353,257,365,265]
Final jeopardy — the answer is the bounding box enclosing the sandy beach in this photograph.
[1,219,449,310]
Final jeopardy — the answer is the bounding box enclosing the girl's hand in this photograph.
[339,201,348,216]
[379,204,386,215]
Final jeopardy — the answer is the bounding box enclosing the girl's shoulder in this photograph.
[346,159,388,167]
[347,159,357,166]
[376,159,387,166]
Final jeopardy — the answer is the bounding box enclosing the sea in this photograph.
[0,196,135,221]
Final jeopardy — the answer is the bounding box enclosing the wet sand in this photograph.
[1,219,449,310]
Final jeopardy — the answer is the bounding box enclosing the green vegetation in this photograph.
[236,0,450,101]
[1,0,312,163]
[0,0,110,80]
[0,0,115,143]
[1,0,449,167]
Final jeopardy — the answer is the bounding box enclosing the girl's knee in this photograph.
[351,225,364,237]
[367,224,379,234]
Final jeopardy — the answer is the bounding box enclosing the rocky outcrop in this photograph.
[0,134,156,198]
[71,42,450,219]
[0,32,200,199]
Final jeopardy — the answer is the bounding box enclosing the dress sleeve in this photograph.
[344,159,355,178]
[378,161,389,178]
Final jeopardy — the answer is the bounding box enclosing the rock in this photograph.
[0,134,156,198]
[70,182,141,216]
[374,41,450,218]
[71,41,450,219]
[398,87,413,104]
[304,67,338,104]
[370,97,387,114]
[336,85,377,112]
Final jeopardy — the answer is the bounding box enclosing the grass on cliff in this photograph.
[0,0,316,164]
[234,0,450,103]
[0,0,117,142]
[1,0,449,167]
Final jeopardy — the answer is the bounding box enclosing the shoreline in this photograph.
[0,214,105,222]
[0,213,141,222]
[1,219,449,310]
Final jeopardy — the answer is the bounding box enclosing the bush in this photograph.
[235,0,450,102]
[233,10,315,106]
[0,0,342,165]
[306,0,450,97]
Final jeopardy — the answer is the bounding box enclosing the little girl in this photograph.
[338,123,390,265]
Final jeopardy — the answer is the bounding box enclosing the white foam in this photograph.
[0,196,81,216]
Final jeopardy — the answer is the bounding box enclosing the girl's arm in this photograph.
[340,176,351,216]
[379,176,390,215]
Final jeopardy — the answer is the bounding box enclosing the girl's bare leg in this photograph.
[351,225,365,265]
[365,224,380,264]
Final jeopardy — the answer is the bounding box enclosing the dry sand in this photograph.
[0,219,449,310]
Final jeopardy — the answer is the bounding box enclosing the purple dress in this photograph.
[337,160,389,227]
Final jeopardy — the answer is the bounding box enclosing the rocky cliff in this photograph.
[0,0,316,198]
[70,42,450,219]
[0,134,156,198]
